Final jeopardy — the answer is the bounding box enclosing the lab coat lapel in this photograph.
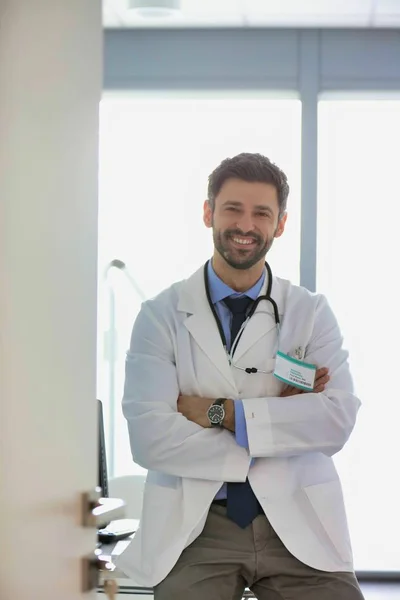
[178,266,237,391]
[232,275,284,363]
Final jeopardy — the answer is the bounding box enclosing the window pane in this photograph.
[98,93,301,478]
[317,99,400,572]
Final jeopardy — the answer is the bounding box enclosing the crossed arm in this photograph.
[177,367,330,432]
[122,297,361,480]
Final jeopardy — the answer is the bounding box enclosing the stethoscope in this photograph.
[204,260,280,375]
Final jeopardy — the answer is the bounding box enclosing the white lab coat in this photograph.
[116,265,361,587]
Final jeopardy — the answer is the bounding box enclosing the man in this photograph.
[116,153,364,599]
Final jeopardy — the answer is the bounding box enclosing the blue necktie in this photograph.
[223,296,262,529]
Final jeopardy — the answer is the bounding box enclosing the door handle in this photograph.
[81,549,116,592]
[81,487,126,528]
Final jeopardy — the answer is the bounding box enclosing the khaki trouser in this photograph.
[154,503,365,600]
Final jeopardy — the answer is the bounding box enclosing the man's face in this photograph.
[203,178,287,270]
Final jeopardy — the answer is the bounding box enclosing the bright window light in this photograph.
[317,98,400,572]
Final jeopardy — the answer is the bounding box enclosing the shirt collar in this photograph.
[207,259,265,304]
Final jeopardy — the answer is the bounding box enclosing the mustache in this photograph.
[224,229,262,244]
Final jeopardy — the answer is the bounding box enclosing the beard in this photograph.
[213,226,275,270]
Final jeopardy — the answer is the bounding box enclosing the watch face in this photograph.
[208,404,225,425]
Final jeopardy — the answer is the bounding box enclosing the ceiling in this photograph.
[103,0,400,28]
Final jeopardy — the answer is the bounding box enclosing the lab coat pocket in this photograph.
[303,480,353,563]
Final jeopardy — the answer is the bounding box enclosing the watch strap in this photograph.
[213,398,227,407]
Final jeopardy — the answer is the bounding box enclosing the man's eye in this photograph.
[257,212,270,218]
[227,206,239,212]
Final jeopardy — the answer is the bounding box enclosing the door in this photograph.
[0,1,103,598]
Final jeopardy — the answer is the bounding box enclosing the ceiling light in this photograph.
[128,0,181,18]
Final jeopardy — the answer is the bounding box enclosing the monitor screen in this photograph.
[98,399,109,498]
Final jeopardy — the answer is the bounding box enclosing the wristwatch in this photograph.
[207,398,227,427]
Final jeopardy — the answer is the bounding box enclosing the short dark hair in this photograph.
[207,152,289,218]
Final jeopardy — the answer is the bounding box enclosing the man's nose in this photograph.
[236,213,255,234]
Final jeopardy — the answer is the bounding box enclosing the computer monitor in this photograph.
[98,399,109,498]
[96,400,136,542]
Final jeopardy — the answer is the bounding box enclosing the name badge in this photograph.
[274,351,317,391]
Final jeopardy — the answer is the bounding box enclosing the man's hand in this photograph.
[280,367,329,397]
[177,395,214,428]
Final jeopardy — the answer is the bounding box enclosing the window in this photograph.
[97,93,302,478]
[317,98,400,571]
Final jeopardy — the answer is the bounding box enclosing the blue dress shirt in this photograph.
[206,261,265,499]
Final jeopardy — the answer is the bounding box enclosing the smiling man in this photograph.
[117,153,364,600]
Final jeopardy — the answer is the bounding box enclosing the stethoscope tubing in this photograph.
[203,260,280,373]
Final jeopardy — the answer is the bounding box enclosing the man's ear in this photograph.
[203,200,213,228]
[274,212,288,238]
